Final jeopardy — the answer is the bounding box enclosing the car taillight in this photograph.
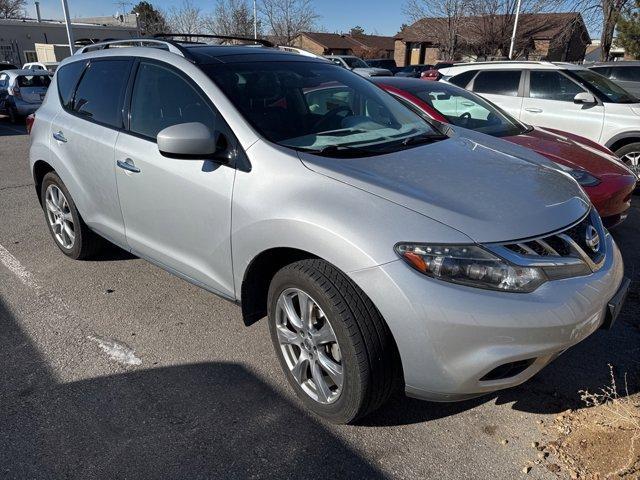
[26,114,35,134]
[421,70,441,81]
[10,85,21,98]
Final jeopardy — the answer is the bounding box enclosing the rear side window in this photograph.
[448,70,477,88]
[72,59,131,128]
[56,61,85,109]
[473,70,521,96]
[17,75,51,87]
[609,66,640,82]
[529,71,584,102]
[129,62,216,140]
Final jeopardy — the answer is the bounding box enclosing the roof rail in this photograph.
[74,38,190,57]
[276,45,328,60]
[154,33,274,48]
[453,60,554,66]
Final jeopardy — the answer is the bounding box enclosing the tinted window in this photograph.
[449,70,477,88]
[129,62,215,140]
[609,66,640,82]
[529,71,584,101]
[473,70,521,96]
[72,59,130,127]
[56,61,85,109]
[568,69,637,103]
[17,75,51,87]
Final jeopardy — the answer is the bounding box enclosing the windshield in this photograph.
[342,57,369,69]
[568,70,638,103]
[204,61,442,156]
[405,82,528,137]
[17,75,51,87]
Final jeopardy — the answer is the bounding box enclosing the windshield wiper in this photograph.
[401,132,449,147]
[316,144,377,157]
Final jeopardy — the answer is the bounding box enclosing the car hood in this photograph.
[298,128,590,243]
[505,127,634,178]
[353,67,392,77]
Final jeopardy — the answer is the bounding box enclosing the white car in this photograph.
[439,61,640,178]
[324,55,392,77]
[23,61,59,73]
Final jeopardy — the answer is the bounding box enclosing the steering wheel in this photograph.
[458,111,472,127]
[313,106,353,132]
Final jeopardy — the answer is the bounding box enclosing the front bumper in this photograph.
[349,233,625,402]
[587,174,636,227]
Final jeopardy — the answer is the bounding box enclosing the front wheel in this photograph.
[615,142,640,180]
[267,259,402,424]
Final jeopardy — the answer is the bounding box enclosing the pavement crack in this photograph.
[0,183,34,192]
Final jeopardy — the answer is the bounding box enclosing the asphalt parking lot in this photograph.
[0,118,638,479]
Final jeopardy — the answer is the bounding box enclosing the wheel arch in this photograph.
[605,131,640,153]
[32,159,55,204]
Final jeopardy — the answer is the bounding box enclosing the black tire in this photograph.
[614,142,640,180]
[267,259,402,424]
[41,172,104,260]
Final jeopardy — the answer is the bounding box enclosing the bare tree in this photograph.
[0,0,25,18]
[260,0,319,45]
[403,0,469,59]
[566,0,633,60]
[203,0,261,38]
[167,0,203,38]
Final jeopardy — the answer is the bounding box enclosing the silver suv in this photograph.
[29,38,628,424]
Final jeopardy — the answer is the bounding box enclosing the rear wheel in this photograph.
[41,172,104,259]
[267,259,402,424]
[615,142,640,180]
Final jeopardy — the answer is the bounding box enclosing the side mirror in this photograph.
[157,122,225,160]
[573,92,597,105]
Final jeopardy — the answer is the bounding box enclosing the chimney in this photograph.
[35,1,42,22]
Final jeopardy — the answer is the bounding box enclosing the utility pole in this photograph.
[253,0,257,39]
[61,0,75,54]
[508,0,522,60]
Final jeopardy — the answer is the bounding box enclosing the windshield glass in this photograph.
[204,61,441,156]
[342,57,369,69]
[406,82,528,137]
[568,70,638,103]
[17,75,51,87]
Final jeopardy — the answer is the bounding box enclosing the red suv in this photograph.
[372,77,636,227]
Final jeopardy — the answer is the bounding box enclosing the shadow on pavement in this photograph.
[0,299,385,479]
[0,118,27,136]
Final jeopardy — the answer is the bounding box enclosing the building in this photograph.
[0,13,139,65]
[394,12,590,66]
[293,32,395,59]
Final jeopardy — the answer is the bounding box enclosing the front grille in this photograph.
[487,209,607,279]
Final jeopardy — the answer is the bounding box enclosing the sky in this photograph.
[33,0,422,36]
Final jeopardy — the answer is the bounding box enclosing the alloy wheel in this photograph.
[275,288,343,404]
[45,184,75,249]
[622,151,640,179]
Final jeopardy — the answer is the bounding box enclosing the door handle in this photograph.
[117,158,141,173]
[52,131,67,142]
[524,108,543,113]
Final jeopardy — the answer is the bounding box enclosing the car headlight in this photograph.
[567,169,600,187]
[395,244,547,293]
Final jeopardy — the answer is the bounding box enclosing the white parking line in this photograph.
[0,243,38,289]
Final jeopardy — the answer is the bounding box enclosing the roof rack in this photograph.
[75,38,190,57]
[154,33,274,48]
[452,60,555,66]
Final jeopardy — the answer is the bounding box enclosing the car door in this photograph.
[520,70,604,142]
[114,60,236,297]
[48,58,132,246]
[469,70,524,119]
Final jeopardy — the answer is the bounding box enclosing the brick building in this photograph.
[293,32,395,59]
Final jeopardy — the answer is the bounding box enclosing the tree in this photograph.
[203,0,262,38]
[0,0,25,18]
[167,0,203,39]
[132,1,169,35]
[260,0,319,45]
[403,0,470,60]
[617,0,640,58]
[350,25,365,35]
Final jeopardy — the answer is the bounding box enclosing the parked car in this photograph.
[0,62,18,72]
[366,58,399,74]
[439,61,640,178]
[421,61,455,81]
[324,54,392,77]
[589,61,640,99]
[23,61,59,73]
[395,64,433,78]
[30,40,628,424]
[0,69,52,123]
[372,77,636,227]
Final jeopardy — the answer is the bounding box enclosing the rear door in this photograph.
[469,69,524,119]
[520,69,604,143]
[114,60,236,297]
[49,58,132,246]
